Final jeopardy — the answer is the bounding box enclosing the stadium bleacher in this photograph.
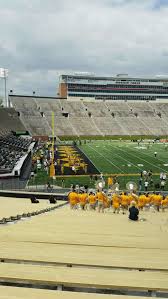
[0,196,66,224]
[0,204,168,297]
[0,133,32,175]
[9,95,168,137]
[0,107,26,135]
[0,106,34,176]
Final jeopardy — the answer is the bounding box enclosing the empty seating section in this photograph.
[0,197,54,219]
[11,97,51,136]
[93,117,126,135]
[151,102,168,114]
[105,101,130,111]
[10,96,168,137]
[0,108,26,136]
[0,287,147,299]
[53,117,76,136]
[0,133,31,174]
[11,97,38,111]
[127,101,154,112]
[70,118,99,135]
[40,114,75,136]
[140,118,168,135]
[37,99,62,115]
[0,206,168,297]
[62,100,87,116]
[136,110,155,117]
[0,263,167,294]
[0,197,66,225]
[127,102,155,117]
[0,128,10,137]
[21,115,51,136]
[105,101,131,116]
[83,101,109,117]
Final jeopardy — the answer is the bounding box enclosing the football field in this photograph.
[28,140,168,191]
[79,140,168,175]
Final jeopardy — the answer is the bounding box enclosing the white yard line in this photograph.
[129,145,167,164]
[103,146,142,171]
[87,144,124,173]
[111,144,166,172]
[134,149,166,164]
[78,145,101,173]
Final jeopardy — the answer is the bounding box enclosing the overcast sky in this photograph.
[0,0,168,97]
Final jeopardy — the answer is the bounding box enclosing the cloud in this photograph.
[0,0,168,96]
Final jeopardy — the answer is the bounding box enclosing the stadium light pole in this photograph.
[0,68,9,107]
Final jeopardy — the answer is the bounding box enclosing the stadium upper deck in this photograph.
[59,74,168,101]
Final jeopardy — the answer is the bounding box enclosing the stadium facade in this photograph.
[59,74,168,101]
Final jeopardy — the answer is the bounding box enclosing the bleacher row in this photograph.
[0,197,66,224]
[0,107,26,136]
[0,201,168,298]
[10,96,168,137]
[0,133,31,174]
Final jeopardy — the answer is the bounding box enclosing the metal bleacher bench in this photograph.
[0,286,156,299]
[0,263,167,296]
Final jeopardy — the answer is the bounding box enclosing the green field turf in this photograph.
[28,140,168,191]
[79,140,168,175]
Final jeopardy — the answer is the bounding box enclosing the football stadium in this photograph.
[0,73,168,298]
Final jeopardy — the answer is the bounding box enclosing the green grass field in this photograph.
[28,140,168,191]
[79,140,168,175]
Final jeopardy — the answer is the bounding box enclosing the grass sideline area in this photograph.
[28,140,168,191]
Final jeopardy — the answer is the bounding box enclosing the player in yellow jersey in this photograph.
[148,192,154,206]
[144,193,151,210]
[68,190,79,209]
[152,192,162,212]
[138,193,146,210]
[120,192,129,214]
[161,195,168,212]
[96,190,106,213]
[112,193,120,214]
[103,192,111,210]
[79,190,88,210]
[88,192,97,210]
